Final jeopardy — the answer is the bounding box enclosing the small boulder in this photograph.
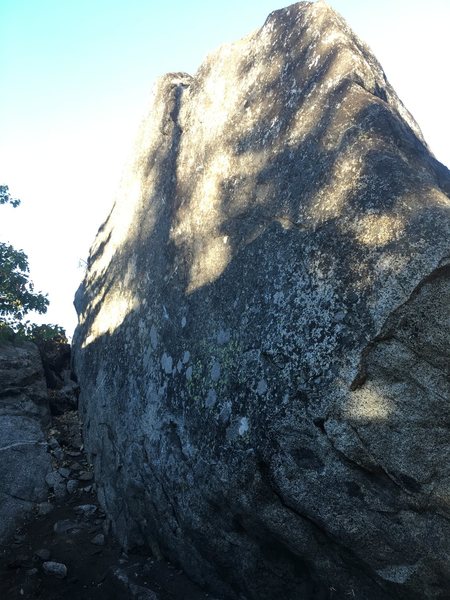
[66,479,79,494]
[58,467,71,478]
[45,471,64,488]
[42,561,67,578]
[74,504,97,517]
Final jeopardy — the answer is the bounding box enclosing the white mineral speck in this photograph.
[257,379,268,395]
[206,389,217,408]
[273,291,285,305]
[161,353,173,375]
[238,417,249,436]
[211,362,221,381]
[217,329,231,345]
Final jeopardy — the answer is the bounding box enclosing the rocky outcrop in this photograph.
[38,340,71,390]
[0,341,52,542]
[72,2,450,599]
[38,340,79,414]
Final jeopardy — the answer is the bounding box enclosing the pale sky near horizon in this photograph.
[0,0,448,338]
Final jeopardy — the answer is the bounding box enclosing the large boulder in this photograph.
[0,341,52,542]
[73,2,450,598]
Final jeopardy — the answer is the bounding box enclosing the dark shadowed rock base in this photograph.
[0,411,221,600]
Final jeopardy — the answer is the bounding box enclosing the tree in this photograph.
[0,242,49,323]
[0,184,20,207]
[0,185,66,342]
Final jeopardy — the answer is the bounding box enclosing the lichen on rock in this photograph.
[73,2,450,598]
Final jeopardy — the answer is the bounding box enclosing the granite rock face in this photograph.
[73,2,450,598]
[0,341,52,542]
[38,340,79,414]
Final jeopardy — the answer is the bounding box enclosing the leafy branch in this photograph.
[0,184,66,343]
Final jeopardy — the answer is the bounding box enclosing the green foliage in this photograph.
[0,321,67,344]
[0,242,49,322]
[0,184,20,207]
[0,185,66,343]
[26,323,67,343]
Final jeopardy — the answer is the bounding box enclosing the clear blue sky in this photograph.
[1,0,448,337]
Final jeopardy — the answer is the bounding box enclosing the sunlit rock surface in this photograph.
[73,2,450,598]
[0,341,51,542]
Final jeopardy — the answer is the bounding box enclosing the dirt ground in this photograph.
[0,412,221,600]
